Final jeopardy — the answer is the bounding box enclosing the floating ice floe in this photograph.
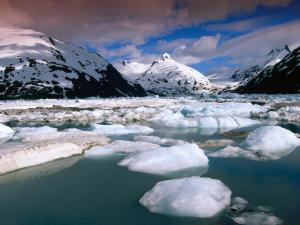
[0,127,110,175]
[13,126,58,141]
[119,143,208,175]
[0,156,80,187]
[0,123,15,143]
[181,102,266,118]
[85,140,160,157]
[90,123,154,135]
[241,126,300,157]
[134,135,186,146]
[149,104,261,133]
[198,116,260,130]
[209,126,300,160]
[199,139,235,148]
[150,110,199,128]
[228,197,283,225]
[140,177,231,218]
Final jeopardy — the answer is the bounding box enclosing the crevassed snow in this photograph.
[119,143,208,174]
[0,123,15,142]
[85,140,160,157]
[139,177,231,218]
[90,124,154,135]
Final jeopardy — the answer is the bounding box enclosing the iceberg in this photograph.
[0,128,111,175]
[85,140,160,157]
[210,126,300,160]
[119,143,208,175]
[133,135,185,146]
[140,177,231,218]
[90,124,154,135]
[241,126,300,159]
[0,123,15,143]
[150,111,199,128]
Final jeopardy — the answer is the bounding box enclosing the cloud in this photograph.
[206,16,273,32]
[216,20,300,64]
[153,34,221,64]
[150,20,300,66]
[0,0,32,27]
[0,0,292,45]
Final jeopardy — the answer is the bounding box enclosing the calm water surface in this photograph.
[0,123,299,225]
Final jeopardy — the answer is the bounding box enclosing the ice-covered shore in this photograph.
[0,127,111,175]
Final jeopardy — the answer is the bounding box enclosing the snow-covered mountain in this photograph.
[235,46,300,94]
[0,27,146,99]
[114,61,150,80]
[232,46,291,82]
[117,53,213,96]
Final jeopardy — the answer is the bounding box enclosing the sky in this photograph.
[0,0,300,76]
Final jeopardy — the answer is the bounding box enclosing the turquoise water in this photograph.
[0,124,299,225]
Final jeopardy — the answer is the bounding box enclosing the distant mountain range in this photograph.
[234,46,300,94]
[0,27,146,99]
[115,53,214,96]
[0,27,299,99]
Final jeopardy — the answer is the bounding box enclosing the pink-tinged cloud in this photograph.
[0,0,292,45]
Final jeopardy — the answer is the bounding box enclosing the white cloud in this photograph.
[150,20,300,66]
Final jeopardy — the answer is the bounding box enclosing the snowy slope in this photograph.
[232,46,291,82]
[135,53,213,96]
[235,46,300,94]
[114,61,150,80]
[0,27,146,99]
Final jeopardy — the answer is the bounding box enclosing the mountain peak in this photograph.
[160,53,172,61]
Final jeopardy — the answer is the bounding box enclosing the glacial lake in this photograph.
[0,123,299,225]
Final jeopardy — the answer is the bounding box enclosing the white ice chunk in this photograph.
[134,135,185,146]
[90,124,154,135]
[241,126,300,159]
[182,102,266,117]
[13,126,58,141]
[140,177,231,218]
[197,116,260,131]
[150,111,198,128]
[85,140,160,157]
[233,117,261,127]
[267,111,279,119]
[198,117,218,129]
[0,123,15,142]
[208,145,258,160]
[210,126,300,160]
[119,143,208,174]
[217,116,239,129]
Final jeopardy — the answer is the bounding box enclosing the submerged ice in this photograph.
[140,177,231,218]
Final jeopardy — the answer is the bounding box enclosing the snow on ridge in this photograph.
[0,27,146,99]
